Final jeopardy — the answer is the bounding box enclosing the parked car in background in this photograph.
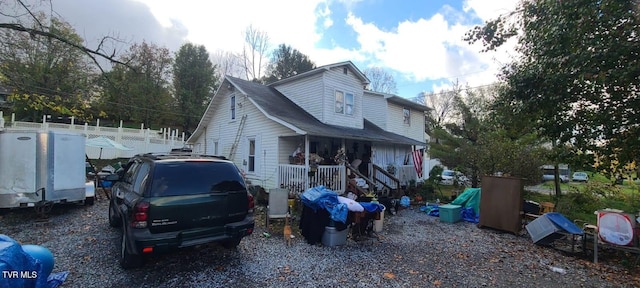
[107,152,255,268]
[440,170,470,186]
[572,172,589,182]
[542,174,570,183]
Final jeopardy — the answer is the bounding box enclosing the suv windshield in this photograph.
[150,161,245,196]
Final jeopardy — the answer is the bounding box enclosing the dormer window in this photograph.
[345,93,354,115]
[335,91,355,115]
[343,67,348,75]
[403,107,410,125]
[335,91,344,113]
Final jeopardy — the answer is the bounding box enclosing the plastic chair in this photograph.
[266,188,290,232]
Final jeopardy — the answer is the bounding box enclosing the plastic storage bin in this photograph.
[525,214,563,244]
[322,226,349,246]
[439,204,462,223]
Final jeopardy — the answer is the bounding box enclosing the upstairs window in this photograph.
[345,93,354,115]
[335,91,344,114]
[230,95,236,120]
[403,107,410,125]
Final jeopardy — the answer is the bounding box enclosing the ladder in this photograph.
[228,114,247,159]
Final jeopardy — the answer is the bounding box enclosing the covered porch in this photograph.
[277,134,422,198]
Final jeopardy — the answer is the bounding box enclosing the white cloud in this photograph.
[133,0,326,55]
[343,1,519,93]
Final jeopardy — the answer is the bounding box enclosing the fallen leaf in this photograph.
[383,272,395,279]
[433,280,442,286]
[409,270,418,275]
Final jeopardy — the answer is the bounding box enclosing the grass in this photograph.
[527,176,640,225]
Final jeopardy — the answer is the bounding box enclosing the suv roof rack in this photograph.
[137,152,228,161]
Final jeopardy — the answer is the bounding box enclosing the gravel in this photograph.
[1,197,638,288]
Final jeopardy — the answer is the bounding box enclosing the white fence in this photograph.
[0,112,186,159]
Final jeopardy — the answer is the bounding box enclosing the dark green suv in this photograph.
[107,153,255,269]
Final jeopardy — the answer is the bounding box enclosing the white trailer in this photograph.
[0,129,95,209]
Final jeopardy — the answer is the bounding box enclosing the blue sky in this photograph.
[47,0,519,99]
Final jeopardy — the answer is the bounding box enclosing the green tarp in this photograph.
[451,188,481,215]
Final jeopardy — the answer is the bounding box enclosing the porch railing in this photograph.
[371,164,400,191]
[277,164,345,197]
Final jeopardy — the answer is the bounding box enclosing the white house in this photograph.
[187,61,428,196]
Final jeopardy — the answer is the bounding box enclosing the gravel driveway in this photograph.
[1,198,638,288]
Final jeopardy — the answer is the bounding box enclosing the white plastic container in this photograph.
[373,204,386,232]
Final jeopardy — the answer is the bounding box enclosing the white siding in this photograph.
[192,91,296,189]
[272,73,324,121]
[386,101,425,143]
[321,67,364,128]
[362,92,387,130]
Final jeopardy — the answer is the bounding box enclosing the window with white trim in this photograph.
[403,107,410,125]
[248,139,255,172]
[230,95,236,120]
[335,91,344,114]
[345,93,354,115]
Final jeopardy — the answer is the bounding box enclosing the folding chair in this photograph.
[265,188,290,232]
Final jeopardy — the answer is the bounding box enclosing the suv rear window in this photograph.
[149,161,245,197]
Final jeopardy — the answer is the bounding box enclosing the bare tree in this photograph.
[242,25,269,82]
[421,81,462,134]
[0,0,130,72]
[211,50,245,80]
[363,67,397,94]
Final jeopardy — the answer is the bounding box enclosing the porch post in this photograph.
[304,135,310,189]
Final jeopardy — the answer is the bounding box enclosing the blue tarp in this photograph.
[301,186,348,223]
[545,212,584,235]
[419,204,479,223]
[360,202,384,213]
[0,234,69,288]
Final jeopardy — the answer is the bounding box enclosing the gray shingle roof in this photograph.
[227,76,424,146]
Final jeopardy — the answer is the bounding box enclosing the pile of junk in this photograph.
[298,186,386,246]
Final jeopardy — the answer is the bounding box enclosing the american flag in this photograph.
[412,148,424,178]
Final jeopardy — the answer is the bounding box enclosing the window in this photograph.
[230,95,236,120]
[343,67,348,75]
[150,162,245,196]
[213,141,219,155]
[345,93,354,115]
[335,91,344,114]
[133,162,150,193]
[403,108,410,125]
[248,139,255,172]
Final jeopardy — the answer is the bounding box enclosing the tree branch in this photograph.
[0,22,133,70]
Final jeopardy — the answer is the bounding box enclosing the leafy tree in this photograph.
[99,41,174,128]
[363,67,397,94]
[0,14,96,121]
[173,43,218,134]
[429,85,548,187]
[466,0,640,180]
[263,44,315,83]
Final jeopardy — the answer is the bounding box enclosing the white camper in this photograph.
[0,129,94,209]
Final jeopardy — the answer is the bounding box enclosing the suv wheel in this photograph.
[221,237,242,249]
[108,200,121,228]
[119,225,143,269]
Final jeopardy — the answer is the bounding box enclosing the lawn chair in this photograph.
[265,188,290,233]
